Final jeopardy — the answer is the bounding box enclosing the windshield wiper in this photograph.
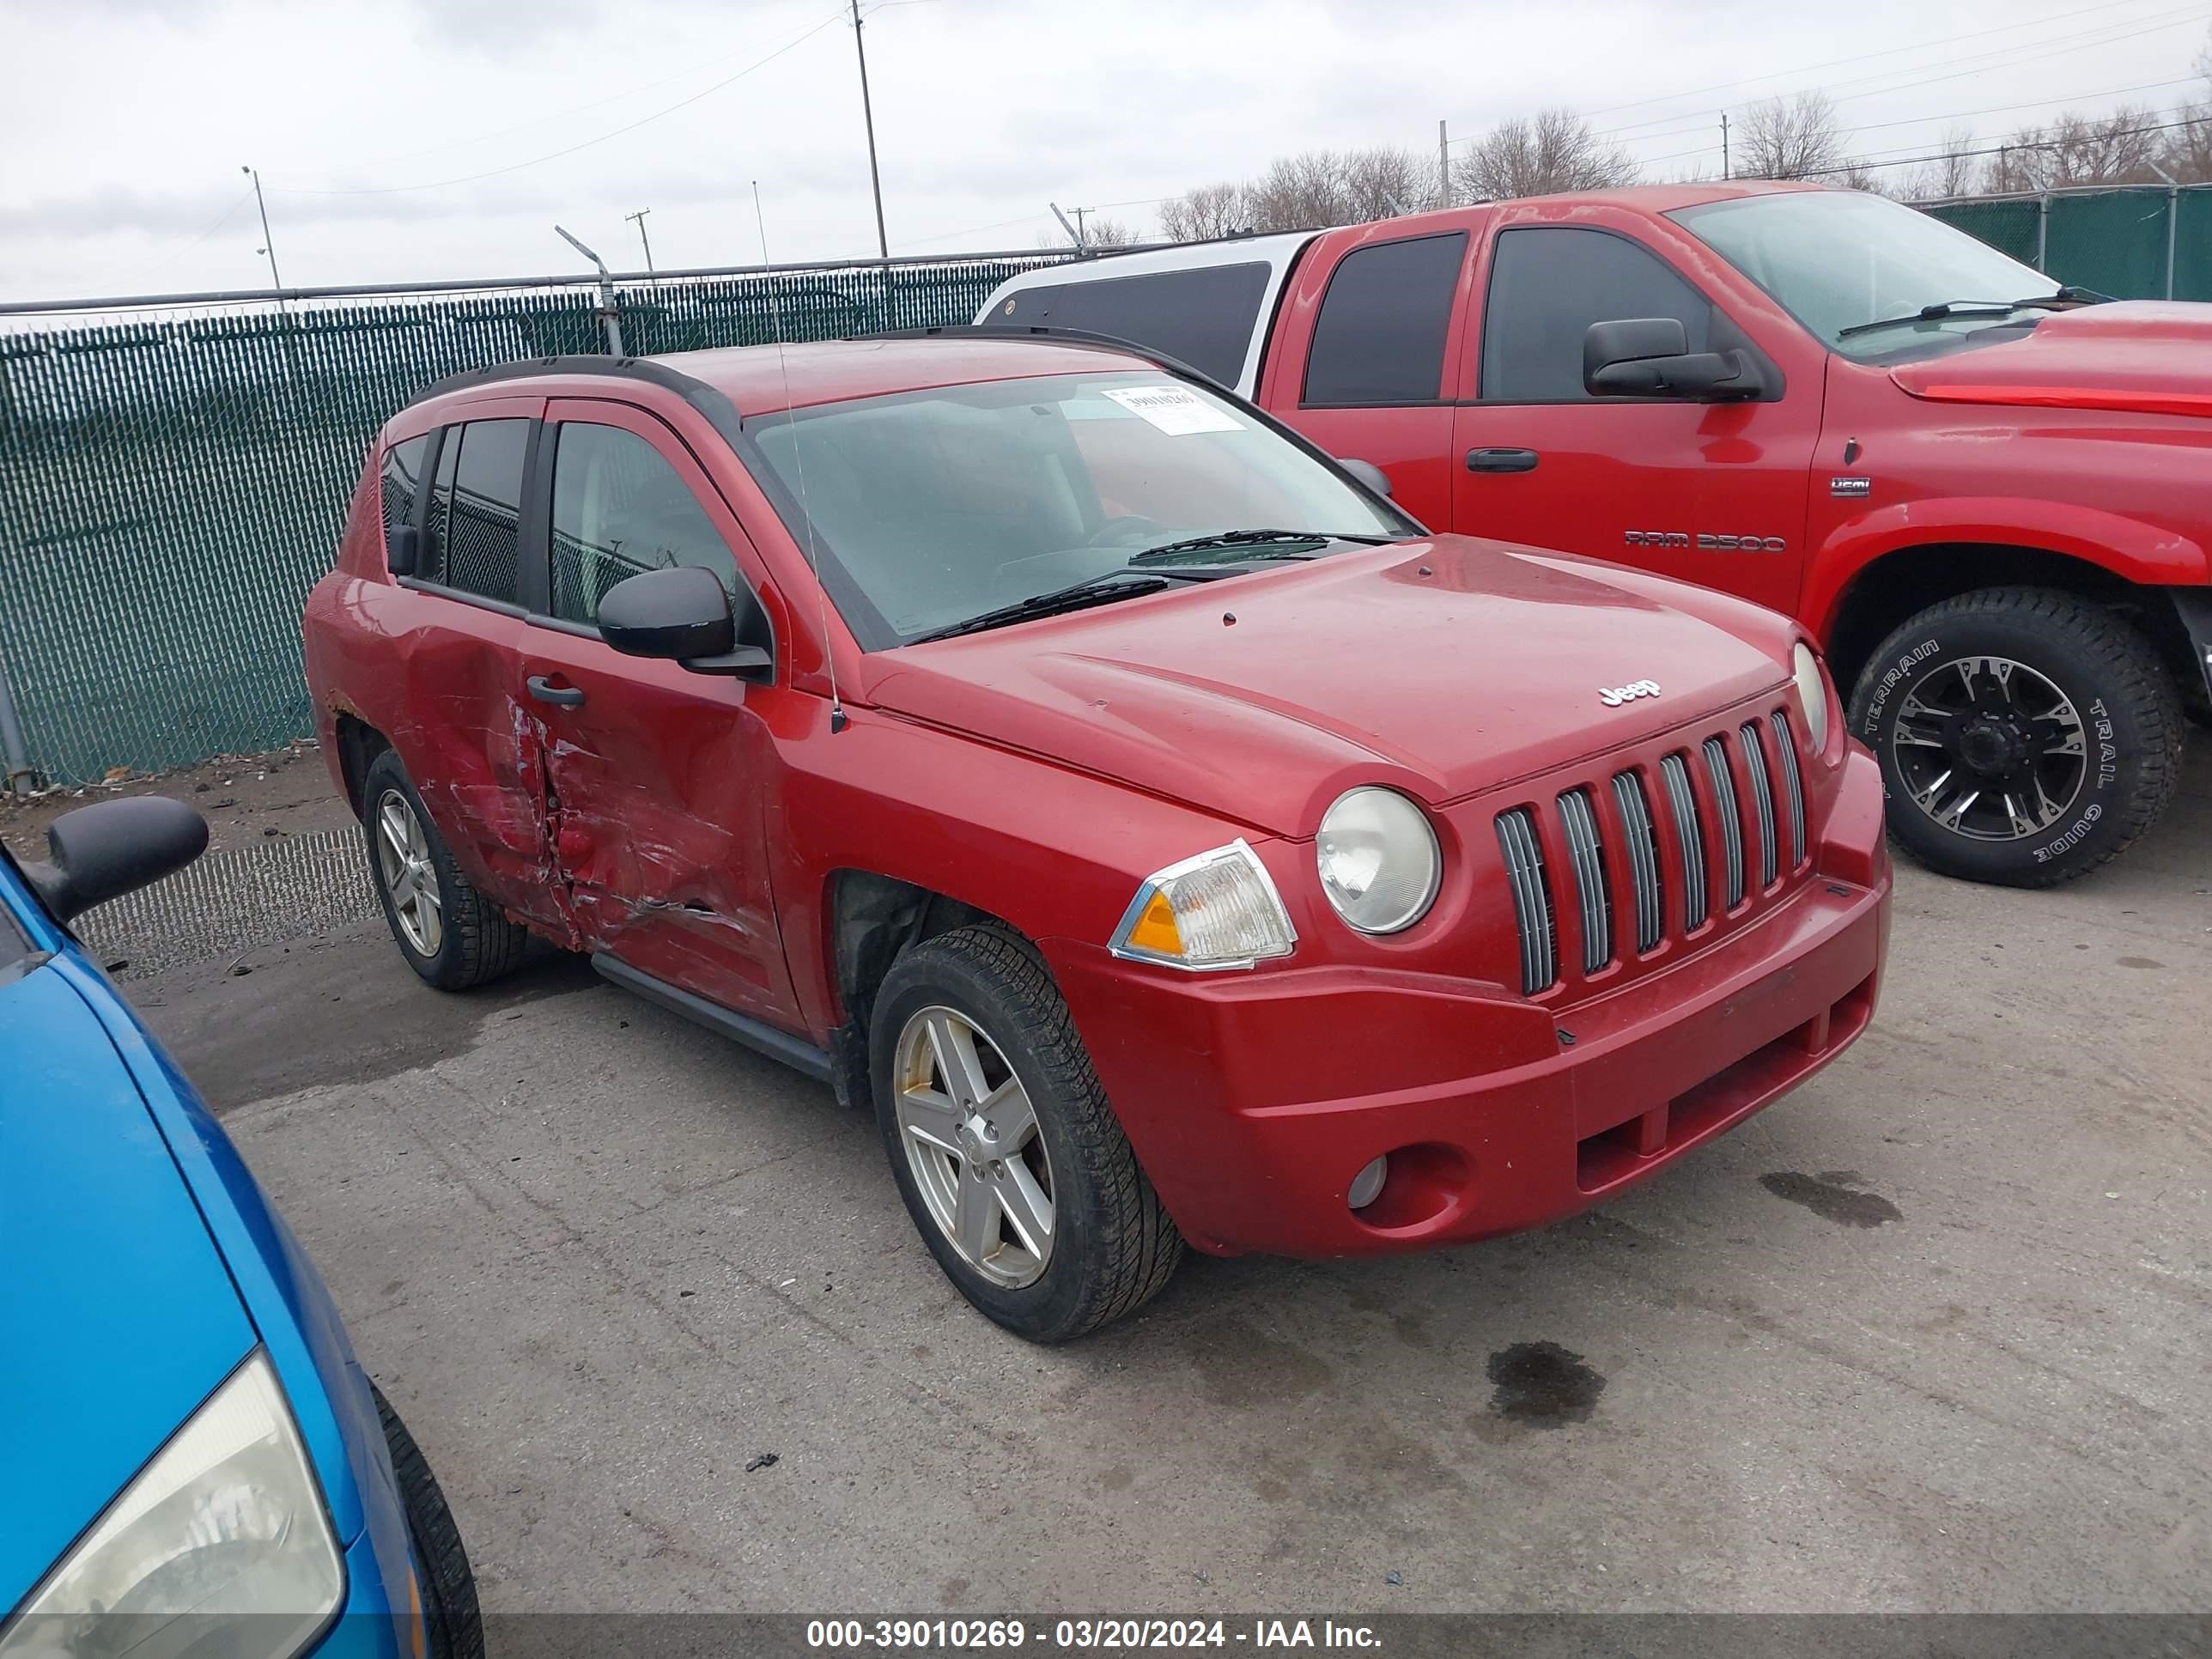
[909,570,1177,643]
[1128,528,1401,565]
[1837,300,2038,340]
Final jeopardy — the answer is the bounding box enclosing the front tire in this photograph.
[870,925,1182,1343]
[372,1383,483,1659]
[1847,588,2182,886]
[361,750,533,989]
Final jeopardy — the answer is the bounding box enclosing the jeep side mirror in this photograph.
[598,566,773,680]
[1583,317,1753,402]
[1335,458,1394,499]
[22,797,209,924]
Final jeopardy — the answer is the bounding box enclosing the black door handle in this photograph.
[526,675,586,708]
[1467,447,1540,473]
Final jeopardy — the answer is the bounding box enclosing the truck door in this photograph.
[1258,225,1479,531]
[1450,210,1821,616]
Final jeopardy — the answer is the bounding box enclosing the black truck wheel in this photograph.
[371,1382,483,1659]
[870,924,1182,1343]
[1847,587,2182,886]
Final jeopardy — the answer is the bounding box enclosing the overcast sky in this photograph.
[1,0,2204,305]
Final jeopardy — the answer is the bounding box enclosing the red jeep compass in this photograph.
[302,336,1891,1341]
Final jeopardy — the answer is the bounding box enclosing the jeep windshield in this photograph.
[747,371,1411,647]
[1672,191,2068,365]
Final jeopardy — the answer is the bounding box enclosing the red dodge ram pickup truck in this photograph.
[303,336,1888,1340]
[981,182,2212,888]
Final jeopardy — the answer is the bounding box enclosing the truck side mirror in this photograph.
[1335,458,1394,499]
[1583,318,1753,402]
[22,797,209,924]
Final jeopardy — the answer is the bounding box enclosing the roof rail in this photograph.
[404,353,745,442]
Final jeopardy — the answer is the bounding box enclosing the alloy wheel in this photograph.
[893,1005,1054,1288]
[374,788,445,957]
[1888,653,2087,842]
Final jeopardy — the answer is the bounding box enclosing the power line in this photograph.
[1808,112,2211,177]
[1576,0,2197,125]
[270,10,847,197]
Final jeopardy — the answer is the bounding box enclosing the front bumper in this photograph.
[1043,760,1892,1260]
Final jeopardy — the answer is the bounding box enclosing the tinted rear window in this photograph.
[380,433,428,559]
[994,263,1270,386]
[432,419,530,605]
[1302,232,1467,405]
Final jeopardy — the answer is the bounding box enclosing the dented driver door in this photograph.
[516,398,802,1028]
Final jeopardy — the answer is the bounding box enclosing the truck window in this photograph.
[994,264,1269,387]
[380,434,428,562]
[1301,232,1466,406]
[1480,227,1713,402]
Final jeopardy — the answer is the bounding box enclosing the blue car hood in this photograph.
[0,963,256,1613]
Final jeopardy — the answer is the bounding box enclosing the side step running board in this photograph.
[590,952,833,1084]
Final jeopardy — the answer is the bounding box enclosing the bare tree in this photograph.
[1453,106,1638,201]
[1901,126,1979,201]
[2159,105,2212,184]
[1737,91,1847,180]
[1034,215,1138,252]
[1158,180,1252,241]
[1993,105,2164,190]
[1247,150,1350,229]
[1340,146,1431,221]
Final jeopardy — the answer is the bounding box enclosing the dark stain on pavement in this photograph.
[1185,1316,1332,1407]
[1759,1170,1903,1228]
[2118,957,2164,969]
[1483,1341,1606,1428]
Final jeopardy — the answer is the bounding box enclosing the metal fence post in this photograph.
[0,639,38,794]
[2166,186,2179,300]
[2036,193,2050,270]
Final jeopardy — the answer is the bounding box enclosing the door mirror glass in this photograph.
[1335,458,1394,498]
[23,798,209,924]
[598,567,773,679]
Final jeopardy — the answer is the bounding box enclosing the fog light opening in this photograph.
[1347,1155,1389,1212]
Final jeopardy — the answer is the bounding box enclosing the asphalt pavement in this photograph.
[124,736,2211,1615]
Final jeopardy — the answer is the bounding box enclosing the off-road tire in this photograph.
[1848,587,2182,886]
[371,1382,483,1659]
[870,925,1182,1342]
[362,750,533,989]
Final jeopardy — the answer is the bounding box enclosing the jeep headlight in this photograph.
[1791,641,1830,754]
[1109,839,1297,970]
[0,1352,343,1659]
[1317,787,1442,934]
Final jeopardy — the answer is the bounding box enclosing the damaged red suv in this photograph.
[303,334,1891,1341]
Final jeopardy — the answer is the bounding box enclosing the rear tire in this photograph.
[361,750,533,989]
[870,925,1182,1343]
[1847,587,2182,886]
[372,1382,483,1659]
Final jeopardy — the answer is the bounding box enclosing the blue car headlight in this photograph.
[0,1351,343,1659]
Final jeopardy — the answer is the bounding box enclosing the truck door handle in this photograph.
[526,676,586,708]
[1467,447,1540,473]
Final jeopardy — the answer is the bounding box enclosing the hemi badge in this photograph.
[1831,476,1872,498]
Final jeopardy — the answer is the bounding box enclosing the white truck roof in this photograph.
[974,231,1320,398]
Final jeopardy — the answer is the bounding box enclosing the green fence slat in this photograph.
[0,258,1060,784]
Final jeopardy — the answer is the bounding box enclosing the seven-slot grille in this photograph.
[1498,705,1810,996]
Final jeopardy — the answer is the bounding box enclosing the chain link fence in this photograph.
[1920,184,2212,300]
[0,254,1066,787]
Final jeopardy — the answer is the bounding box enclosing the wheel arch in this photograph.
[1816,540,2195,698]
[331,714,392,819]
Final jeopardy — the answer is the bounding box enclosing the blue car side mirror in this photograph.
[23,797,209,924]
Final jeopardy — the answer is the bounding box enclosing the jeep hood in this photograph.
[1891,301,2212,419]
[860,536,1791,836]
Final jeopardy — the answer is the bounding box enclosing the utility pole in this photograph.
[851,0,890,258]
[624,209,655,273]
[240,165,281,288]
[1049,202,1085,253]
[1438,119,1450,210]
[1721,112,1729,179]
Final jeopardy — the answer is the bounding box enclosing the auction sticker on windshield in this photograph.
[1100,384,1243,435]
